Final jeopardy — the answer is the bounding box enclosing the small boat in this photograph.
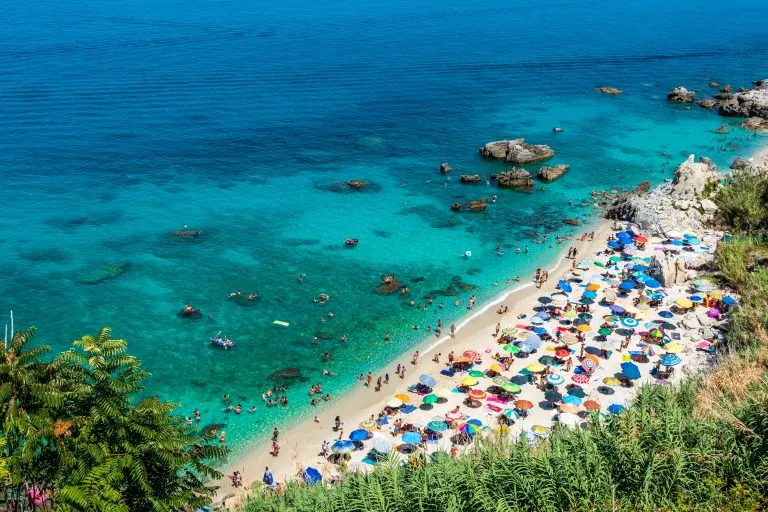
[209,331,236,349]
[345,238,359,247]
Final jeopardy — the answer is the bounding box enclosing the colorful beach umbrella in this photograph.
[502,382,521,393]
[423,394,438,404]
[501,327,519,335]
[349,429,369,442]
[583,399,600,411]
[461,377,478,387]
[386,398,403,408]
[492,375,509,386]
[660,354,682,366]
[583,290,598,299]
[331,440,355,454]
[459,423,482,435]
[302,467,322,485]
[435,387,452,398]
[359,419,377,431]
[559,403,579,414]
[644,279,661,288]
[620,317,639,328]
[561,332,579,345]
[427,420,447,432]
[641,345,656,357]
[555,348,571,358]
[530,425,550,435]
[572,373,589,384]
[546,373,565,386]
[620,362,641,380]
[722,296,737,305]
[664,342,683,354]
[515,399,534,410]
[503,344,521,354]
[558,280,573,293]
[586,283,601,291]
[445,409,463,421]
[503,408,520,419]
[620,281,636,290]
[598,327,613,337]
[576,324,592,333]
[468,370,484,378]
[402,432,422,445]
[581,355,599,371]
[394,394,410,403]
[602,377,620,386]
[526,363,546,373]
[419,374,437,388]
[690,295,704,303]
[608,404,625,414]
[562,395,583,406]
[468,389,487,400]
[609,304,625,314]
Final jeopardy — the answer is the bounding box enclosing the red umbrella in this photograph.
[572,374,589,384]
[555,348,570,358]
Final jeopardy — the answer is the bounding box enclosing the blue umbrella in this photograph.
[607,240,621,249]
[349,429,369,442]
[558,280,572,293]
[620,362,641,380]
[620,281,636,290]
[546,374,565,386]
[690,295,703,303]
[621,317,639,328]
[535,311,551,320]
[562,395,583,406]
[608,404,625,414]
[531,316,544,325]
[660,354,682,366]
[302,467,322,485]
[658,310,674,318]
[419,374,437,388]
[401,432,422,445]
[467,418,483,427]
[670,240,684,246]
[609,304,625,314]
[519,343,533,353]
[525,333,543,349]
[632,264,648,271]
[644,279,661,288]
[427,420,447,432]
[687,238,701,246]
[583,290,597,299]
[722,296,737,305]
[533,327,548,336]
[331,440,355,454]
[538,296,553,304]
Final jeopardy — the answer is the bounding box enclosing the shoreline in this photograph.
[214,218,615,499]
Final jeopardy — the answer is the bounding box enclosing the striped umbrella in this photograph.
[621,317,639,328]
[459,423,482,435]
[503,408,520,419]
[427,420,448,432]
[359,419,377,431]
[331,440,355,454]
[572,373,589,384]
[581,354,599,371]
[501,327,518,335]
[660,354,682,366]
[546,373,565,386]
[641,345,656,357]
[530,425,550,435]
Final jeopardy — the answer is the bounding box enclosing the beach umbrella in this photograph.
[722,296,737,305]
[693,280,712,292]
[468,370,484,378]
[538,296,553,304]
[602,377,620,386]
[707,291,723,300]
[563,310,578,319]
[696,341,713,351]
[423,394,438,404]
[583,399,600,411]
[576,324,592,333]
[558,412,581,427]
[555,348,571,358]
[525,333,543,348]
[586,283,601,291]
[581,355,599,371]
[644,279,661,288]
[359,419,377,431]
[538,355,556,366]
[608,404,625,415]
[620,362,641,380]
[502,382,521,393]
[530,316,544,325]
[402,432,422,445]
[609,304,625,314]
[532,327,548,336]
[515,399,534,410]
[394,394,410,403]
[598,327,613,337]
[427,420,448,432]
[622,247,637,256]
[660,354,682,366]
[501,327,519,335]
[518,343,533,354]
[607,240,621,249]
[302,467,322,485]
[526,363,546,373]
[468,389,487,400]
[583,290,598,299]
[419,374,437,388]
[658,310,674,318]
[530,425,550,437]
[546,373,565,386]
[562,394,583,406]
[349,429,370,442]
[502,344,520,354]
[559,403,580,414]
[669,240,684,247]
[372,433,393,453]
[649,328,663,338]
[620,281,636,290]
[635,235,648,244]
[664,342,683,354]
[576,260,592,270]
[461,377,478,387]
[620,317,639,328]
[459,423,482,436]
[331,440,355,454]
[435,387,452,398]
[492,376,509,386]
[558,280,573,293]
[489,363,505,374]
[445,410,463,421]
[641,345,656,357]
[503,408,521,419]
[572,373,589,384]
[386,398,403,408]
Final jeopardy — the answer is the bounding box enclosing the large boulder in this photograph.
[596,86,623,95]
[718,86,768,119]
[668,86,695,103]
[743,117,768,131]
[537,164,570,182]
[697,99,717,109]
[479,139,554,164]
[496,168,533,188]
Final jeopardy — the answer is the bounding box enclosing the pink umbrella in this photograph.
[445,410,463,421]
[572,374,589,384]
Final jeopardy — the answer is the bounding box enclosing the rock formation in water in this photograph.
[596,86,623,95]
[451,199,488,212]
[347,179,368,189]
[440,162,453,174]
[496,168,533,188]
[667,86,695,103]
[78,262,132,285]
[604,154,721,235]
[537,164,570,182]
[479,139,554,165]
[708,82,720,88]
[716,79,768,119]
[460,174,482,183]
[696,98,717,109]
[713,124,729,134]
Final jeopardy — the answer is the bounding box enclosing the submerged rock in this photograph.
[563,218,580,226]
[696,99,717,109]
[439,162,453,174]
[537,164,570,182]
[268,367,305,382]
[713,124,729,134]
[496,168,533,188]
[596,86,623,95]
[667,86,695,103]
[78,262,132,285]
[315,180,382,193]
[460,174,482,183]
[479,139,554,164]
[451,199,488,212]
[708,82,720,88]
[743,117,768,131]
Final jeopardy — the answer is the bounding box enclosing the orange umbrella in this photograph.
[468,389,487,400]
[394,394,410,403]
[635,235,648,244]
[559,403,579,414]
[515,400,534,410]
[583,400,600,412]
[586,283,600,291]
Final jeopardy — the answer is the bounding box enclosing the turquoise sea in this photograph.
[1,0,766,458]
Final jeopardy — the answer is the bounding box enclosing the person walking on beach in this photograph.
[495,322,500,337]
[384,373,389,384]
[375,376,382,391]
[366,372,372,387]
[448,351,454,365]
[412,351,419,365]
[334,416,341,431]
[579,343,585,360]
[272,427,279,443]
[450,323,456,337]
[565,357,573,372]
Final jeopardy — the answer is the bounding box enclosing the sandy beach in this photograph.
[215,220,617,496]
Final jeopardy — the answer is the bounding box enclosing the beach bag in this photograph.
[263,471,273,486]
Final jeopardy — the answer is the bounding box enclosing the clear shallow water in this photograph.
[1,0,766,458]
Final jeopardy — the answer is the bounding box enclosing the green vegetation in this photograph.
[237,163,768,512]
[0,328,227,511]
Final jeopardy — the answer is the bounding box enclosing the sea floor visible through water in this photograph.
[0,0,767,460]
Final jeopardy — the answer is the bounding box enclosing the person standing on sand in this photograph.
[376,376,382,391]
[272,427,279,443]
[384,373,389,384]
[579,343,585,360]
[495,322,500,337]
[451,323,456,337]
[412,351,419,365]
[565,357,573,372]
[366,372,372,387]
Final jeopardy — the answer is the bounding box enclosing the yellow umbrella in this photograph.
[676,297,693,309]
[708,291,723,300]
[394,393,410,403]
[461,377,478,387]
[586,283,600,291]
[564,311,578,319]
[489,363,504,373]
[526,363,546,373]
[576,324,592,333]
[664,342,683,353]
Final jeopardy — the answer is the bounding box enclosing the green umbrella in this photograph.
[598,327,613,336]
[538,355,555,365]
[594,262,605,267]
[609,256,622,263]
[423,394,438,404]
[502,345,520,354]
[468,370,484,378]
[502,382,521,393]
[492,376,509,386]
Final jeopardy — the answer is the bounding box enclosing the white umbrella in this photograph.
[558,412,581,428]
[372,433,393,453]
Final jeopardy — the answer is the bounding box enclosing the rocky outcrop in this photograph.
[713,124,729,134]
[452,199,488,212]
[440,162,453,174]
[596,86,623,95]
[347,179,368,189]
[604,154,721,235]
[460,174,482,183]
[668,86,695,103]
[743,117,768,131]
[537,164,570,182]
[696,99,717,109]
[730,156,768,176]
[717,81,768,119]
[496,168,533,188]
[479,139,554,165]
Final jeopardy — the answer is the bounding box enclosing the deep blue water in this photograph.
[1,0,766,458]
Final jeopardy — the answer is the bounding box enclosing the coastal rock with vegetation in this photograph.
[536,164,570,182]
[495,168,533,188]
[596,86,623,95]
[604,154,720,235]
[667,86,695,102]
[479,139,554,164]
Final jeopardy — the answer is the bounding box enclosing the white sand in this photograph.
[215,218,724,505]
